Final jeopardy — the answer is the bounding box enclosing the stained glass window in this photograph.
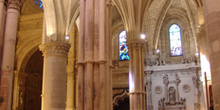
[119,30,129,60]
[169,24,183,56]
[34,0,43,9]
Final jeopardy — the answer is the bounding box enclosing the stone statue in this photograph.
[169,87,176,105]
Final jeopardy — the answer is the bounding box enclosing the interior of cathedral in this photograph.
[0,0,219,110]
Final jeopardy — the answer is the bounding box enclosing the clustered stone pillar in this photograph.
[203,0,220,109]
[39,42,70,110]
[0,0,22,110]
[127,32,146,110]
[78,0,112,110]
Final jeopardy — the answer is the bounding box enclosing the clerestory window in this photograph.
[169,24,183,56]
[119,30,129,61]
[34,0,43,9]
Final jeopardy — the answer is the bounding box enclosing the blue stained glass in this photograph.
[119,31,129,60]
[34,0,43,9]
[169,24,183,56]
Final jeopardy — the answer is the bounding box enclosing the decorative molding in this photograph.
[159,74,186,110]
[192,76,199,88]
[39,42,70,57]
[8,0,23,11]
[127,39,146,50]
[113,89,129,107]
[182,84,191,93]
[163,74,169,85]
[19,17,43,31]
[154,86,162,94]
[194,103,200,110]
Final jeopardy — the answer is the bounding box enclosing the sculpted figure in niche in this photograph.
[169,86,176,105]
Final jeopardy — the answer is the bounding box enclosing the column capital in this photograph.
[127,39,146,49]
[8,0,23,11]
[39,42,70,57]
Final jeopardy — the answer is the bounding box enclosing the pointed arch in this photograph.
[153,0,172,51]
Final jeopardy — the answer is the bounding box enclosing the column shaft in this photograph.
[128,37,145,110]
[66,24,78,110]
[0,1,21,109]
[77,0,85,109]
[78,0,112,110]
[66,70,75,110]
[0,0,6,70]
[40,42,70,110]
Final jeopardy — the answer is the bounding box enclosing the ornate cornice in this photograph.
[39,42,70,57]
[8,0,23,11]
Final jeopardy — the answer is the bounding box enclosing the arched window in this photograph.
[119,30,129,60]
[169,24,183,56]
[34,0,43,9]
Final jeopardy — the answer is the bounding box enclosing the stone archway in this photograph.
[113,89,129,110]
[113,97,129,110]
[16,50,43,110]
[23,50,43,110]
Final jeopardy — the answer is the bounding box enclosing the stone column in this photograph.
[78,0,112,110]
[203,0,220,109]
[0,0,6,69]
[0,0,22,110]
[39,42,70,110]
[127,32,146,110]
